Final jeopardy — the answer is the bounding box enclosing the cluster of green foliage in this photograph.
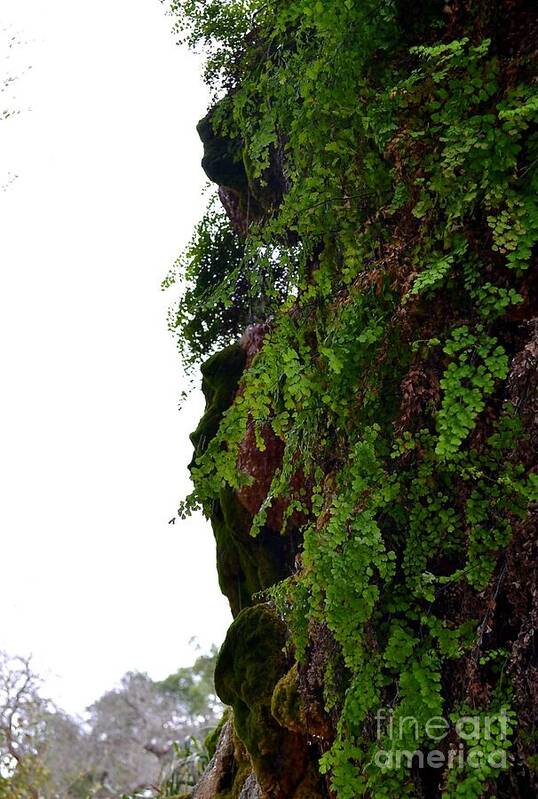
[163,201,250,370]
[164,197,290,373]
[168,1,538,796]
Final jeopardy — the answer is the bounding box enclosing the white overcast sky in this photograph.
[0,0,231,715]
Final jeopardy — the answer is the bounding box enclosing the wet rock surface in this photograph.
[192,721,235,799]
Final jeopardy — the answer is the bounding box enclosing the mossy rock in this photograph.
[197,103,248,193]
[190,344,246,463]
[215,607,323,798]
[197,102,275,218]
[270,663,305,733]
[213,486,292,616]
[190,346,292,616]
[215,606,288,779]
[215,605,288,752]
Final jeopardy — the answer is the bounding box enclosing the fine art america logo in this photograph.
[373,708,512,770]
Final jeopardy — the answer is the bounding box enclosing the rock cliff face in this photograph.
[189,343,324,798]
[190,344,295,617]
[179,1,538,797]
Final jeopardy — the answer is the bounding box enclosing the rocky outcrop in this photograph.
[190,344,294,617]
[183,3,538,798]
[208,486,291,617]
[196,103,248,195]
[212,605,324,799]
[190,344,246,462]
[192,720,236,799]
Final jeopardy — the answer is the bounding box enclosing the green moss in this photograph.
[191,345,292,616]
[527,754,538,773]
[190,344,246,462]
[271,662,305,733]
[215,605,288,780]
[213,486,291,616]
